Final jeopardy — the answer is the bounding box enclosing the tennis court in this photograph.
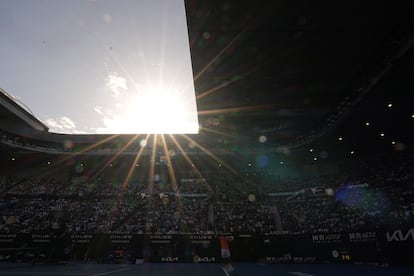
[0,262,413,276]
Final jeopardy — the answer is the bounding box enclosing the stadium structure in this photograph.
[0,0,414,274]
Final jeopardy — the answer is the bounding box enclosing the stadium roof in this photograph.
[0,88,49,132]
[186,0,413,149]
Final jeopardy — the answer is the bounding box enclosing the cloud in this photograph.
[45,116,85,134]
[94,106,103,115]
[106,72,128,97]
[93,105,122,134]
[96,115,121,134]
[103,13,112,23]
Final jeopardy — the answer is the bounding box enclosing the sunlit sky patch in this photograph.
[0,0,198,134]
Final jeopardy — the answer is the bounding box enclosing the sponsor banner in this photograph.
[110,234,132,244]
[193,256,216,263]
[0,230,412,264]
[265,254,292,263]
[189,234,213,242]
[348,231,376,243]
[149,234,172,244]
[0,233,17,244]
[386,228,414,242]
[265,255,317,264]
[160,256,179,262]
[311,233,342,244]
[31,233,51,243]
[71,234,93,244]
[292,256,317,263]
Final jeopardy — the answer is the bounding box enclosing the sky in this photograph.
[0,0,199,134]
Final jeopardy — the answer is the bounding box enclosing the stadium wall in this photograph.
[1,229,413,265]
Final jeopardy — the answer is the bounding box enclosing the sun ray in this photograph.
[71,20,145,96]
[108,134,150,230]
[106,49,144,95]
[148,134,158,194]
[158,2,168,88]
[160,134,185,220]
[196,78,235,100]
[120,134,150,191]
[196,65,260,100]
[60,134,120,162]
[169,134,212,193]
[32,134,120,179]
[200,127,236,138]
[93,134,141,180]
[180,134,241,178]
[160,135,178,193]
[193,8,270,84]
[198,104,276,116]
[194,31,244,82]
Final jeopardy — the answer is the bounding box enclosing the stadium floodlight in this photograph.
[0,0,198,134]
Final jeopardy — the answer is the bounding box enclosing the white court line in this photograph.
[289,272,315,276]
[0,269,131,276]
[92,268,131,276]
[0,273,90,275]
[222,267,230,276]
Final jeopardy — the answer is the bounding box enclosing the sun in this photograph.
[105,86,199,134]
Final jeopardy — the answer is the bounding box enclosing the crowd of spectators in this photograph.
[1,152,413,235]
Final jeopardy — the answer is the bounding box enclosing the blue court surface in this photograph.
[0,263,413,276]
